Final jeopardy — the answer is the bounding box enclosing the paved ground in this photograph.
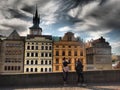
[0,82,120,90]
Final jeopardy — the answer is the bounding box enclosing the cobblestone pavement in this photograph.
[0,82,120,90]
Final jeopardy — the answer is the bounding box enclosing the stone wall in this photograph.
[0,70,120,87]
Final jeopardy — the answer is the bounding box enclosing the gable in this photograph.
[7,30,21,40]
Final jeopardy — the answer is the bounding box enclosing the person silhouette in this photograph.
[75,58,85,86]
[62,57,70,86]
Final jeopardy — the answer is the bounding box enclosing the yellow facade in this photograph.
[53,32,86,72]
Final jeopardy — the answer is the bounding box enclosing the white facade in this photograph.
[24,36,53,73]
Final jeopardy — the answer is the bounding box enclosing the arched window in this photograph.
[31,68,33,72]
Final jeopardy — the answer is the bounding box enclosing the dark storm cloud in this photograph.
[87,0,120,30]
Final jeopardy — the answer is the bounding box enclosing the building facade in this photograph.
[53,32,86,72]
[0,30,24,74]
[86,37,112,71]
[24,7,53,73]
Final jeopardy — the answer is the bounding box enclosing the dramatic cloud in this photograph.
[0,0,120,54]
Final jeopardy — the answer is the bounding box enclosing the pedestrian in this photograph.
[75,58,86,86]
[62,57,70,86]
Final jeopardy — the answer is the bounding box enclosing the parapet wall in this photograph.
[0,70,120,87]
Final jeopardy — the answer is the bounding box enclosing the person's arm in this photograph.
[68,59,71,64]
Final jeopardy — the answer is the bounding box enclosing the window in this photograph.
[15,66,17,70]
[4,66,7,70]
[36,46,38,50]
[49,60,52,65]
[41,60,43,64]
[35,68,37,72]
[35,53,38,57]
[31,53,34,57]
[49,53,52,57]
[56,45,59,48]
[45,68,47,72]
[26,68,29,72]
[41,53,44,57]
[31,60,33,64]
[27,60,29,64]
[74,51,77,56]
[45,46,48,50]
[41,68,43,72]
[8,66,10,70]
[27,53,30,57]
[56,51,59,56]
[18,66,20,70]
[31,46,34,50]
[68,51,71,56]
[27,46,30,50]
[80,51,83,56]
[49,46,52,50]
[49,68,52,72]
[56,58,59,64]
[11,66,14,70]
[62,51,65,56]
[41,46,44,50]
[45,60,47,65]
[45,53,48,57]
[35,60,38,64]
[31,68,33,72]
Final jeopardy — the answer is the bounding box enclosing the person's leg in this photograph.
[80,72,84,84]
[77,72,80,83]
[65,72,68,82]
[63,71,66,82]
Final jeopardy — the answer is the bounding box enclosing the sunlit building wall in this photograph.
[53,32,86,72]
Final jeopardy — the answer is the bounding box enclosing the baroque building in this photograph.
[24,7,53,73]
[53,32,86,72]
[86,37,112,71]
[0,30,25,74]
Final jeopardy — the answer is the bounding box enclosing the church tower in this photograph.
[29,6,42,35]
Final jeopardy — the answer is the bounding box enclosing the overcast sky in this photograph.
[0,0,120,55]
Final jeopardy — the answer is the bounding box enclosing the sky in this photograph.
[0,0,120,55]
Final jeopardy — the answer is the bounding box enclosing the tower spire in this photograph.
[29,5,42,35]
[35,4,38,18]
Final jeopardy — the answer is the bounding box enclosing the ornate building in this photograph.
[53,32,86,72]
[86,37,112,71]
[24,7,53,73]
[0,30,25,74]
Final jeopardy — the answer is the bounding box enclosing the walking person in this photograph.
[62,57,70,86]
[75,58,86,86]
